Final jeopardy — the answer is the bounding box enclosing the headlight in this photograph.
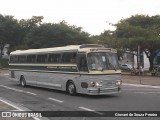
[116,80,122,85]
[90,82,95,87]
[95,81,102,87]
[90,81,102,87]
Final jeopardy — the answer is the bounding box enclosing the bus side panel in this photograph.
[35,72,79,91]
[9,70,19,83]
[9,70,37,86]
[9,69,80,92]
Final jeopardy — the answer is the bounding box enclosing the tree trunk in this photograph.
[144,49,155,71]
[148,55,154,71]
[0,44,3,59]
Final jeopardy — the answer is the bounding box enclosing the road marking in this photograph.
[26,91,37,96]
[0,97,43,120]
[0,84,37,96]
[3,73,9,76]
[11,110,21,111]
[0,97,23,111]
[48,97,64,103]
[0,84,23,92]
[123,83,160,88]
[79,107,95,111]
[79,107,104,115]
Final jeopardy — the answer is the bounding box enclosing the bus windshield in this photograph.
[87,52,120,71]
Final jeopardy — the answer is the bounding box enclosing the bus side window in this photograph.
[37,54,47,63]
[27,55,36,63]
[14,56,18,63]
[48,54,54,62]
[10,56,14,63]
[62,52,76,63]
[18,55,26,63]
[48,54,61,63]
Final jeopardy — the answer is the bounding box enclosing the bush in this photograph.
[0,58,9,68]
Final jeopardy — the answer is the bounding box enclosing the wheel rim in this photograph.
[68,83,75,94]
[21,80,25,86]
[20,77,25,87]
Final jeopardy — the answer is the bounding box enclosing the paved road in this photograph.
[0,73,160,120]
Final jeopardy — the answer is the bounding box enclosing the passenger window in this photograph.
[62,52,76,63]
[13,56,18,63]
[37,54,47,63]
[27,55,36,63]
[48,54,61,63]
[18,55,26,63]
[10,56,14,63]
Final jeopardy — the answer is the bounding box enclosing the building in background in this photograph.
[119,51,150,71]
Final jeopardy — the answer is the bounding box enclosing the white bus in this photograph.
[9,44,122,95]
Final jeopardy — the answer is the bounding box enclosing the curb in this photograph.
[123,83,160,88]
[0,68,9,70]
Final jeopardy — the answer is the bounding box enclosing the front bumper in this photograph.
[86,87,121,95]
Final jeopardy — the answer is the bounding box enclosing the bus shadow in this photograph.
[78,93,120,99]
[15,84,121,99]
[16,84,68,95]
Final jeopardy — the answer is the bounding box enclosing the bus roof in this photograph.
[10,44,116,55]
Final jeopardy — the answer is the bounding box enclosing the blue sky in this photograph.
[0,0,160,35]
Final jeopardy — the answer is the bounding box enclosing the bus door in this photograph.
[77,53,88,72]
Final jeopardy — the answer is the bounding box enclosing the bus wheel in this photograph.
[20,76,26,87]
[67,81,76,96]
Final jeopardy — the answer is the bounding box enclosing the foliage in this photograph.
[0,14,90,53]
[90,30,115,47]
[114,15,160,70]
[0,15,22,57]
[0,58,9,68]
[25,21,90,49]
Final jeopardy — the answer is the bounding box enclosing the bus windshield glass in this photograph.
[87,52,120,71]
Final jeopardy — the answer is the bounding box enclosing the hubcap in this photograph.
[21,80,24,86]
[21,77,25,87]
[68,84,74,94]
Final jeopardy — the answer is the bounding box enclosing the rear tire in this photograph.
[67,81,76,96]
[20,76,26,87]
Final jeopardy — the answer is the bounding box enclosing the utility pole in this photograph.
[137,44,141,84]
[137,45,140,68]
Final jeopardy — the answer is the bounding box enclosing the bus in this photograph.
[9,44,122,95]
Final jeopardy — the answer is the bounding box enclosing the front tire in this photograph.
[67,81,76,96]
[20,76,26,87]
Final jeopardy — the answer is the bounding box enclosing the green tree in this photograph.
[25,21,90,49]
[19,16,43,32]
[13,16,44,50]
[90,30,115,47]
[115,15,160,70]
[0,14,22,57]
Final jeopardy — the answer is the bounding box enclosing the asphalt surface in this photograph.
[0,69,160,120]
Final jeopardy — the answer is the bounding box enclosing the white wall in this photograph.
[143,52,150,70]
[134,52,149,70]
[120,52,150,70]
